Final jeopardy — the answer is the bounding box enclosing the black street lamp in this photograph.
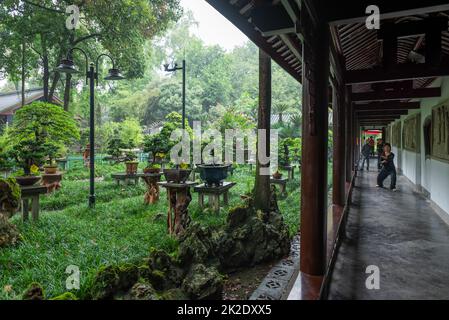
[55,48,125,208]
[164,60,186,130]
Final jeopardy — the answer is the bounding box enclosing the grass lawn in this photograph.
[0,162,300,299]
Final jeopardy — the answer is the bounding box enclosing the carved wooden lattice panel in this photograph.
[432,105,449,162]
[403,113,421,153]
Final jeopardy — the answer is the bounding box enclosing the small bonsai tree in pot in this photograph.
[125,151,139,175]
[43,142,61,174]
[106,129,126,163]
[143,133,170,174]
[8,102,79,185]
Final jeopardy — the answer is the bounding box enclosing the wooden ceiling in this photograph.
[206,0,449,126]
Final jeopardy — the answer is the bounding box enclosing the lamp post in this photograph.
[164,60,186,130]
[55,48,125,208]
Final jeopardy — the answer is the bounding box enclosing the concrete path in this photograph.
[328,170,449,300]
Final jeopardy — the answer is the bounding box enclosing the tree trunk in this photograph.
[49,72,60,103]
[254,49,272,212]
[63,34,75,111]
[21,39,26,107]
[41,34,49,102]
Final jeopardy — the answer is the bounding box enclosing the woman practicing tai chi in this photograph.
[377,143,397,191]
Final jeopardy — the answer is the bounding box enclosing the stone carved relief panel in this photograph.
[392,122,402,148]
[432,105,449,162]
[403,114,420,152]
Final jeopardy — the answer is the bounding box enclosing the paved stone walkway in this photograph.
[328,170,449,299]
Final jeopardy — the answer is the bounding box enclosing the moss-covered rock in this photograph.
[178,223,220,267]
[181,264,223,300]
[0,177,21,216]
[0,214,20,248]
[145,248,183,290]
[87,264,139,300]
[50,292,78,300]
[127,281,159,300]
[22,282,45,300]
[217,195,291,271]
[160,288,188,300]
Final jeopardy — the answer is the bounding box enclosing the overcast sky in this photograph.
[180,0,248,50]
[0,1,248,89]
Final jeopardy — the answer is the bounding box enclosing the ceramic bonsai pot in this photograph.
[272,171,283,180]
[14,176,41,187]
[44,165,58,174]
[144,167,161,174]
[125,161,139,175]
[198,164,231,187]
[163,168,191,183]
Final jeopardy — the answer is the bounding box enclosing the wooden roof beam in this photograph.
[354,101,421,111]
[326,1,449,25]
[346,63,449,84]
[352,87,441,102]
[355,110,409,116]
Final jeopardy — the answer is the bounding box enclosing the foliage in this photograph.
[0,0,182,110]
[0,163,301,299]
[100,118,143,154]
[0,129,15,170]
[279,138,301,165]
[106,130,126,159]
[8,102,79,174]
[143,112,191,163]
[0,177,21,214]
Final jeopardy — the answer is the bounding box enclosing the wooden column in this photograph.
[345,90,353,183]
[300,19,330,276]
[332,86,345,207]
[254,49,271,212]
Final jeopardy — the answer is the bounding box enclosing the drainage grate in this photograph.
[249,236,300,300]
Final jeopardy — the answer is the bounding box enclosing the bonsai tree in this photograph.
[143,112,192,167]
[8,102,80,176]
[0,131,15,172]
[106,129,126,162]
[143,133,171,165]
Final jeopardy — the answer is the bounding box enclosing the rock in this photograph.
[218,196,291,272]
[160,288,189,300]
[50,292,78,300]
[178,223,220,267]
[87,264,139,300]
[22,282,45,300]
[181,264,223,300]
[144,248,183,290]
[128,282,159,300]
[0,214,20,248]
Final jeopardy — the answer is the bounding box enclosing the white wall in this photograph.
[390,77,449,216]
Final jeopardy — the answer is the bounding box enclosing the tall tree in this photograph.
[0,0,182,110]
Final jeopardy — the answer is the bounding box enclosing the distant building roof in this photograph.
[0,88,63,115]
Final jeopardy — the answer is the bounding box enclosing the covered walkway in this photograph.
[328,170,449,299]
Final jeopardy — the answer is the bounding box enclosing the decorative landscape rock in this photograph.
[178,223,220,267]
[87,264,140,300]
[83,193,291,300]
[0,214,20,248]
[181,264,223,300]
[0,178,21,247]
[22,282,45,300]
[217,196,291,271]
